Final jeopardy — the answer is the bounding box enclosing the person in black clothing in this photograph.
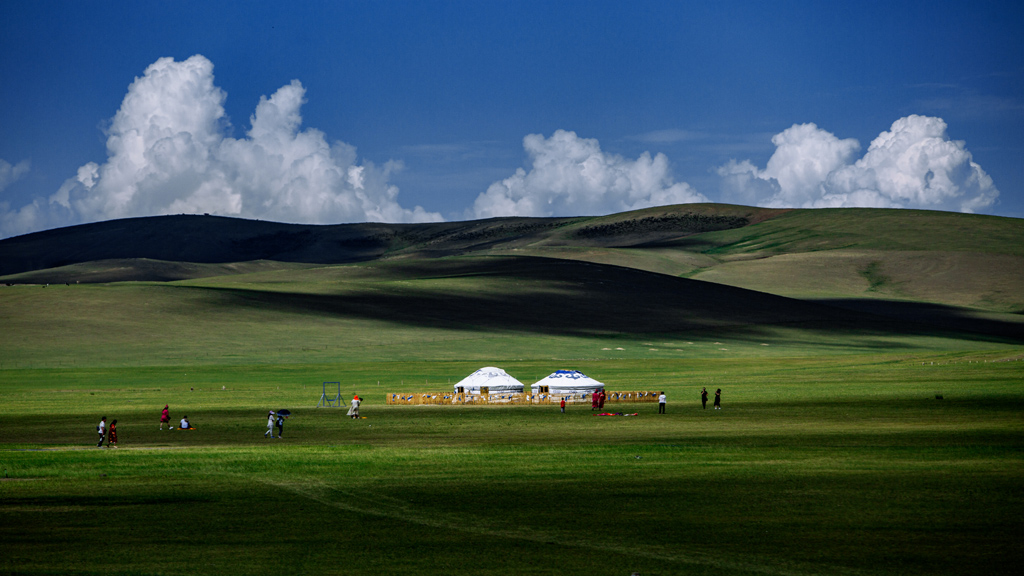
[701,387,708,409]
[275,412,285,438]
[714,388,722,409]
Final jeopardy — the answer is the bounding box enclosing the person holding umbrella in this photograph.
[275,409,290,437]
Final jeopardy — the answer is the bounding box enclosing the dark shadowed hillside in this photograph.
[0,214,571,276]
[0,204,772,279]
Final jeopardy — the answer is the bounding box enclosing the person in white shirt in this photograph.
[348,395,361,419]
[264,411,276,438]
[658,392,666,414]
[179,416,191,429]
[96,417,107,447]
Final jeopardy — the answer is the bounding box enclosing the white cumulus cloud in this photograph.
[470,129,707,219]
[718,115,998,212]
[0,55,440,239]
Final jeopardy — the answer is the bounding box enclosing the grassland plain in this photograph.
[2,206,1023,575]
[2,352,1023,575]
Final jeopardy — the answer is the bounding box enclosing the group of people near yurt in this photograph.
[452,367,721,412]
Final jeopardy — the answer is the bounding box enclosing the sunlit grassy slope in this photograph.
[681,209,1024,312]
[500,207,1024,312]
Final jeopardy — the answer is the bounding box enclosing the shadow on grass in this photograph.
[815,298,1024,341]
[178,256,1024,346]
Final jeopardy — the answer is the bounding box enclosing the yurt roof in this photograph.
[453,366,524,391]
[531,370,605,390]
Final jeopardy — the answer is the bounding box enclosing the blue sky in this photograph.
[1,0,1022,238]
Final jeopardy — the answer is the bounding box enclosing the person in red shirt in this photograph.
[560,398,566,413]
[107,420,118,447]
[160,405,170,430]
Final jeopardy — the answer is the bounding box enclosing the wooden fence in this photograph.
[385,391,662,405]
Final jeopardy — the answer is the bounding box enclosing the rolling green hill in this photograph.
[0,204,783,279]
[1,204,1022,361]
[679,209,1024,312]
[1,255,1022,371]
[3,204,1020,313]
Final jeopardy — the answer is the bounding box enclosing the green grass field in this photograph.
[3,351,1022,575]
[2,207,1023,575]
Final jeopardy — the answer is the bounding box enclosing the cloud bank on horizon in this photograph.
[469,129,707,219]
[0,55,1001,239]
[718,117,998,213]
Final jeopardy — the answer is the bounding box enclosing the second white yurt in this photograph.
[531,370,605,395]
[453,367,524,394]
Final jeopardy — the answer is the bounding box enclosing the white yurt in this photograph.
[453,367,524,394]
[531,370,604,395]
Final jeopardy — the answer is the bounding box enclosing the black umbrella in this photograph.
[276,409,291,416]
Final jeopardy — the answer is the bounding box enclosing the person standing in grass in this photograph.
[560,397,566,413]
[658,392,666,414]
[275,412,285,437]
[107,420,118,448]
[96,416,106,447]
[701,387,708,409]
[714,388,722,409]
[160,405,170,430]
[265,411,276,438]
[348,395,361,419]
